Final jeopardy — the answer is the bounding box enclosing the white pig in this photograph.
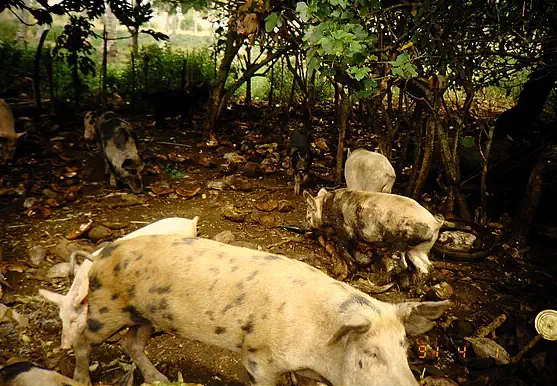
[70,235,450,386]
[0,361,86,386]
[304,188,443,275]
[344,148,396,193]
[39,216,199,350]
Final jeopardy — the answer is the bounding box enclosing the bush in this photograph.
[117,44,215,98]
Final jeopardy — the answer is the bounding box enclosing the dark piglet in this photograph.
[289,128,313,195]
[83,111,144,193]
[142,80,211,128]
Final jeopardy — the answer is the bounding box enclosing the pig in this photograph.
[344,148,396,193]
[0,98,26,164]
[289,128,313,195]
[83,111,144,193]
[39,216,199,350]
[304,188,444,275]
[0,361,86,386]
[68,235,451,386]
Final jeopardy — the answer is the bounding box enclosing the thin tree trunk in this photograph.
[45,48,55,106]
[203,28,242,141]
[245,46,252,105]
[336,87,350,184]
[268,61,274,107]
[411,116,435,199]
[512,144,555,243]
[131,52,136,108]
[101,26,108,106]
[34,28,49,112]
[478,121,496,224]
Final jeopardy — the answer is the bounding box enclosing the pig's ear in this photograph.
[327,313,371,346]
[303,190,316,210]
[192,216,199,227]
[15,131,26,139]
[39,289,65,306]
[317,188,328,197]
[396,300,451,336]
[69,276,90,309]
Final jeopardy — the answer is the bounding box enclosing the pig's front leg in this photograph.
[243,353,279,386]
[119,325,169,383]
[73,334,93,385]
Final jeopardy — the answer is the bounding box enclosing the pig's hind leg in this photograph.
[119,325,169,382]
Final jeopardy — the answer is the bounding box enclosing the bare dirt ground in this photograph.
[1,103,556,386]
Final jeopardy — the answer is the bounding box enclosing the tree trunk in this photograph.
[101,26,108,106]
[435,118,471,220]
[411,115,435,199]
[34,28,49,112]
[131,28,139,58]
[202,29,242,141]
[15,4,29,45]
[245,47,252,105]
[268,61,274,107]
[512,144,556,243]
[45,48,55,107]
[336,88,350,184]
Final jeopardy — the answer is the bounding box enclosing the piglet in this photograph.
[304,188,444,275]
[0,98,26,164]
[344,148,396,193]
[83,111,143,193]
[0,361,86,386]
[70,235,450,386]
[39,216,199,350]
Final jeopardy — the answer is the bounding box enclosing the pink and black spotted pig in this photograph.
[71,235,451,386]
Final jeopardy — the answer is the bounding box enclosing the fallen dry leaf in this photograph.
[464,337,511,365]
[150,183,173,196]
[254,200,278,212]
[176,187,201,198]
[23,206,52,218]
[66,219,93,240]
[45,198,63,207]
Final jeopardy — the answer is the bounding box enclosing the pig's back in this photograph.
[345,149,395,192]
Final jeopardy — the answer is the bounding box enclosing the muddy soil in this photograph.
[1,104,556,386]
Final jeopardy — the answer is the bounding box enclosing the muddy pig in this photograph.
[0,361,86,386]
[289,128,313,195]
[304,188,444,275]
[70,235,450,385]
[39,216,200,350]
[0,98,26,164]
[344,148,396,193]
[83,111,143,193]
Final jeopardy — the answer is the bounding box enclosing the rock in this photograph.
[42,188,58,198]
[241,162,261,178]
[49,238,93,261]
[432,281,454,300]
[47,262,77,279]
[254,200,278,212]
[102,221,130,230]
[354,251,373,267]
[213,230,235,244]
[88,225,113,242]
[28,245,46,266]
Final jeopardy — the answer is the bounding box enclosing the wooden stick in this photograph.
[474,314,507,338]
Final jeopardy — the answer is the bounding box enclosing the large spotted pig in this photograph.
[0,361,86,386]
[83,111,144,193]
[39,216,199,350]
[304,188,444,275]
[344,148,396,193]
[0,98,26,164]
[71,235,450,385]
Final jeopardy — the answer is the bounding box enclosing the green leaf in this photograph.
[392,67,404,77]
[296,2,310,22]
[265,12,279,33]
[460,136,476,148]
[353,66,370,80]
